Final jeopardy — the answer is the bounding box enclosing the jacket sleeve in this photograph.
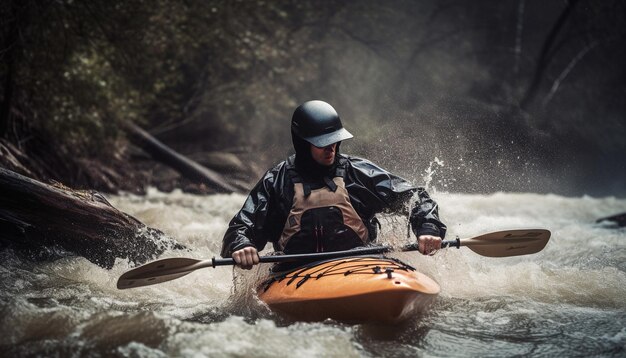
[409,187,447,238]
[347,157,446,239]
[220,170,275,258]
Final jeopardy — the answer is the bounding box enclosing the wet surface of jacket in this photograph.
[221,154,447,257]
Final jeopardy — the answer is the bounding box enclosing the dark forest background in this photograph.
[1,0,624,196]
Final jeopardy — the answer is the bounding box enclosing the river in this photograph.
[1,188,625,357]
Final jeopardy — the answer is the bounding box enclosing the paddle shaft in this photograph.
[212,245,393,266]
[401,239,460,253]
[211,240,466,266]
[117,229,550,289]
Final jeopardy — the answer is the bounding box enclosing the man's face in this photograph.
[310,143,337,166]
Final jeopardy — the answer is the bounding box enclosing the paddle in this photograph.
[404,228,551,258]
[117,228,550,289]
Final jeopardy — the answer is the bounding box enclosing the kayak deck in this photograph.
[258,256,440,323]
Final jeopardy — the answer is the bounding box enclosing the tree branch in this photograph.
[124,122,242,193]
[519,0,581,110]
[542,40,598,107]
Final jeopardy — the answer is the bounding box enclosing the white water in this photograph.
[1,188,625,357]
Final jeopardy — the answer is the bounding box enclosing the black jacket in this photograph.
[221,154,447,257]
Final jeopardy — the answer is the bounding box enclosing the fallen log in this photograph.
[124,123,242,193]
[0,167,184,269]
[187,151,247,174]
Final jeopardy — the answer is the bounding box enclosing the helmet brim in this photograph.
[303,128,353,148]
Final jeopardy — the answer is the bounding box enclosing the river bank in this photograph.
[0,136,260,195]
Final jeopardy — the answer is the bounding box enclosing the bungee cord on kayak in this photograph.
[261,257,417,291]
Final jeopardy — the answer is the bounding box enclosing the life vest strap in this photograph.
[303,183,312,197]
[323,176,338,192]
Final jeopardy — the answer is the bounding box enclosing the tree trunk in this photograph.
[0,167,183,269]
[124,122,243,193]
[0,0,20,138]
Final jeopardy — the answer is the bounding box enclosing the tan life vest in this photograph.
[278,168,369,254]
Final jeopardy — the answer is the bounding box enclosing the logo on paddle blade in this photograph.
[504,231,543,239]
[506,245,528,250]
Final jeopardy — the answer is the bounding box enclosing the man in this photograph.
[221,100,446,269]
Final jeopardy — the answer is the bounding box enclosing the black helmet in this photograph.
[291,100,353,148]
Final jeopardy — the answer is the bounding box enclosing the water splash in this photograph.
[422,157,445,191]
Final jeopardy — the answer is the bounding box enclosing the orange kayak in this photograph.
[258,256,440,323]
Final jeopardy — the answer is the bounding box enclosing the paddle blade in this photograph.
[462,229,551,257]
[117,257,204,289]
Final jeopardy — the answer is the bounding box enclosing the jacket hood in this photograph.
[291,129,341,180]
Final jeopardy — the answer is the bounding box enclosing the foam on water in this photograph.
[1,188,625,357]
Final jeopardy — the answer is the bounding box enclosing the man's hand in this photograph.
[418,235,442,256]
[232,246,259,269]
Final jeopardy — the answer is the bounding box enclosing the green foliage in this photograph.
[43,49,142,156]
[2,0,220,157]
